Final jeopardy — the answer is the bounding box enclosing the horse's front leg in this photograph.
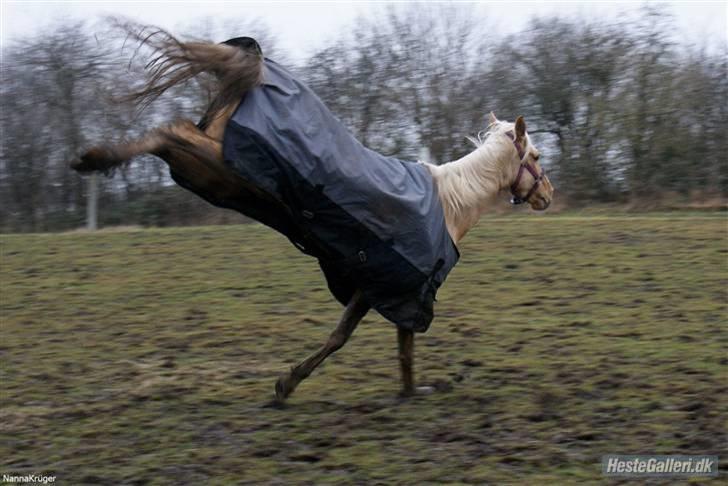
[275,290,370,402]
[397,327,415,396]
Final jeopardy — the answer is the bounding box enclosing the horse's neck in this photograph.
[428,142,513,243]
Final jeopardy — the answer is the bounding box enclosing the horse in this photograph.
[71,29,554,402]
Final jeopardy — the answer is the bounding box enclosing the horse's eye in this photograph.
[533,153,540,161]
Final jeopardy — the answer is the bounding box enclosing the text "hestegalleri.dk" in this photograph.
[602,455,718,477]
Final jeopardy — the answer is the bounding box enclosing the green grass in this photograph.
[1,215,726,484]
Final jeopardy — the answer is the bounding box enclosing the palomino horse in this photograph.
[72,30,554,402]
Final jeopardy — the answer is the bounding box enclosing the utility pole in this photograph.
[87,172,98,230]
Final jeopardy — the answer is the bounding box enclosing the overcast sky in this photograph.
[1,1,726,60]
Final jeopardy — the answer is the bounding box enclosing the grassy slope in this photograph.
[1,215,726,484]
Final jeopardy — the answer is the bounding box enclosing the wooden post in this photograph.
[86,172,98,231]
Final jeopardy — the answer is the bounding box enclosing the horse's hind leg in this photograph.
[73,120,221,171]
[398,327,415,396]
[275,291,370,402]
[72,130,167,173]
[149,121,243,198]
[72,120,252,201]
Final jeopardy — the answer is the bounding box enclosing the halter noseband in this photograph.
[505,130,545,205]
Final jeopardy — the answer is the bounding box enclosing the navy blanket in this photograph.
[215,59,459,332]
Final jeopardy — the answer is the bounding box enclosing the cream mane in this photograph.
[424,121,526,243]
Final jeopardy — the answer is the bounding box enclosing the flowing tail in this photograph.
[71,24,263,173]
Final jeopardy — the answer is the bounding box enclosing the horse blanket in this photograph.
[179,57,459,332]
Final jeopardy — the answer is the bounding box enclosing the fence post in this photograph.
[87,172,98,230]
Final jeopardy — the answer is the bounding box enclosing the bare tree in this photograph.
[304,3,492,163]
[1,6,724,232]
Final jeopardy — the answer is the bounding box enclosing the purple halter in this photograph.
[505,130,545,205]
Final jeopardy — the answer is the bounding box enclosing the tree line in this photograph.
[1,5,725,232]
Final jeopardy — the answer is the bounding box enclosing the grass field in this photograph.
[1,214,726,484]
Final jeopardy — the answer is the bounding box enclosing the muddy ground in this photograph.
[1,214,726,484]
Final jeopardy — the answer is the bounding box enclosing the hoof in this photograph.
[71,146,120,173]
[398,388,416,399]
[398,386,435,399]
[262,398,287,410]
[274,374,294,402]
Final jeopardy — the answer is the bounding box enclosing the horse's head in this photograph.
[490,113,554,211]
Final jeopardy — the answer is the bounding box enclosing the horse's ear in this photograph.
[488,112,498,125]
[515,116,527,140]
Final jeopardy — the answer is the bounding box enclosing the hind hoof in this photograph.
[71,147,118,172]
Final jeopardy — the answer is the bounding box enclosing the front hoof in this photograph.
[274,374,294,402]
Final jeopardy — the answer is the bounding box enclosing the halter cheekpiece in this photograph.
[505,130,545,205]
